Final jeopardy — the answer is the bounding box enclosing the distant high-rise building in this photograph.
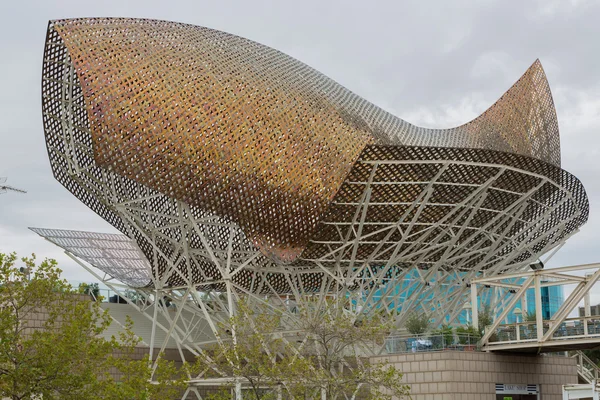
[579,303,600,317]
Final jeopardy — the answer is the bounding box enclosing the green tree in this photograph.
[432,324,454,348]
[194,302,308,400]
[0,252,184,400]
[583,349,600,365]
[455,325,480,345]
[98,317,186,400]
[477,305,494,336]
[296,301,410,399]
[79,282,101,301]
[404,312,430,335]
[195,299,410,399]
[525,311,537,322]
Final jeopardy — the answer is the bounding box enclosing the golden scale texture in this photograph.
[41,18,588,290]
[52,19,374,263]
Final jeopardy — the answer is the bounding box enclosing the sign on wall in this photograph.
[495,383,539,395]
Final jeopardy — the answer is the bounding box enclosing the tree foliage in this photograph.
[431,324,453,347]
[583,349,600,366]
[99,317,186,399]
[404,312,430,335]
[525,311,537,322]
[195,303,309,400]
[0,252,184,400]
[296,301,410,400]
[79,282,101,301]
[477,305,494,336]
[455,325,480,345]
[194,299,410,399]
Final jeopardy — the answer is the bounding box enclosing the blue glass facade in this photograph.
[489,282,563,324]
[526,283,564,320]
[468,281,563,324]
[362,270,564,325]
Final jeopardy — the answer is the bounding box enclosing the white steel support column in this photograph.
[29,142,588,392]
[535,275,544,341]
[471,283,479,332]
[235,381,242,400]
[473,263,600,352]
[149,290,159,365]
[585,291,591,336]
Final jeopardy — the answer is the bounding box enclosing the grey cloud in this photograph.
[0,0,599,296]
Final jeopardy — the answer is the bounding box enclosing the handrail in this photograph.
[495,315,600,329]
[570,350,599,384]
[483,315,600,346]
[385,333,481,354]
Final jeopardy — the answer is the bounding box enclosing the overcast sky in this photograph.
[1,0,599,303]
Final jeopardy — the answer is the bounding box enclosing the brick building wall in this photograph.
[22,298,581,399]
[371,351,578,400]
[22,293,91,334]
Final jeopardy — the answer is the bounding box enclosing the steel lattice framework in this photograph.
[37,18,590,396]
[41,18,587,291]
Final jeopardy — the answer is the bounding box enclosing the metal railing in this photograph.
[571,350,600,384]
[472,263,600,351]
[385,333,480,354]
[77,286,148,306]
[486,316,600,345]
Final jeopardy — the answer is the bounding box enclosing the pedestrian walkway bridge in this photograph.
[482,315,600,353]
[472,263,600,353]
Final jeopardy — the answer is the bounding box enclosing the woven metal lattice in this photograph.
[43,18,565,263]
[40,18,588,291]
[302,145,588,274]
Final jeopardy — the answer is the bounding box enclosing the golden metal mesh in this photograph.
[45,18,564,264]
[40,18,587,291]
[51,19,375,263]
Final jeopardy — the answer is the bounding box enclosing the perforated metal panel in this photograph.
[40,18,588,292]
[29,228,151,287]
[304,145,587,274]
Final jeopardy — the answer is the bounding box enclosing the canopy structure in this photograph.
[29,227,151,287]
[40,18,588,293]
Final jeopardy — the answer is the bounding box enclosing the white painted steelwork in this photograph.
[473,264,600,352]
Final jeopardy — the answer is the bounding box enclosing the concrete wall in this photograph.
[100,302,216,349]
[371,351,578,400]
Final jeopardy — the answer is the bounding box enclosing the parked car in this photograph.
[407,338,433,351]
